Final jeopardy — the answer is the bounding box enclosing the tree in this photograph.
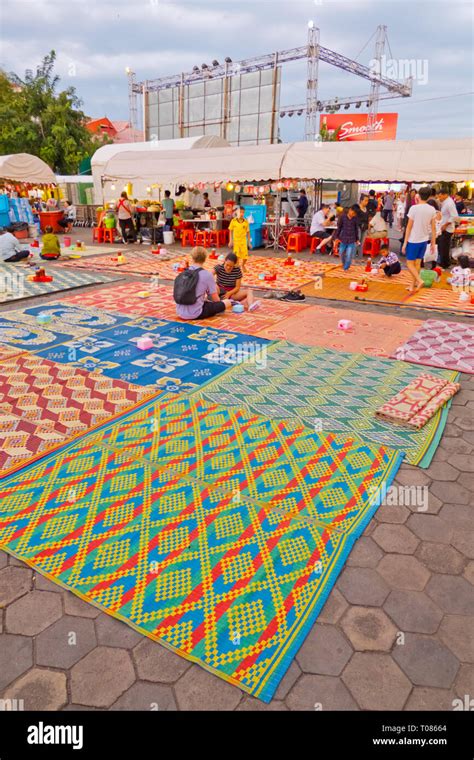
[0,51,109,174]
[319,123,341,142]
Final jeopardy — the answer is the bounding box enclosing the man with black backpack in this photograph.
[173,247,232,320]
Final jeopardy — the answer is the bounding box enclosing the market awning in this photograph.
[0,153,56,184]
[102,137,474,185]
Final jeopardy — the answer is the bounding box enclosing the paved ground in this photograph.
[0,228,472,711]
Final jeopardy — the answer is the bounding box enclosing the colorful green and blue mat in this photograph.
[0,396,403,701]
[0,309,458,700]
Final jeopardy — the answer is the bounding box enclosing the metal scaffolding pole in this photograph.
[366,25,386,139]
[126,68,139,141]
[305,22,320,142]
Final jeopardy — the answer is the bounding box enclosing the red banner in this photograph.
[320,113,398,141]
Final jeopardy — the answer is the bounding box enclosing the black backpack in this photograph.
[173,267,202,305]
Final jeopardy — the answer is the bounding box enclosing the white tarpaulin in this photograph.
[92,135,230,202]
[0,153,56,184]
[102,137,473,189]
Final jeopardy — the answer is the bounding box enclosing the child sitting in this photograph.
[40,226,61,260]
[447,255,472,289]
[214,253,260,311]
[378,246,401,277]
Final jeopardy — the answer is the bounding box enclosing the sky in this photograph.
[1,0,473,142]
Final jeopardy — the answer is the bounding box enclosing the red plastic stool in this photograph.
[287,233,305,253]
[93,227,104,243]
[102,228,116,243]
[208,230,222,248]
[195,230,211,247]
[181,229,195,247]
[218,229,229,246]
[363,237,389,256]
[310,236,322,253]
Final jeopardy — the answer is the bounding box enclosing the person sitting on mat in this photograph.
[229,206,252,272]
[377,246,401,277]
[447,255,472,289]
[174,246,232,320]
[0,227,29,263]
[214,252,260,311]
[40,225,61,260]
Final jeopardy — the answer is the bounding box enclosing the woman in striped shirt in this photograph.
[214,253,260,311]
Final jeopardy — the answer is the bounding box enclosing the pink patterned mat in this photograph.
[391,319,474,374]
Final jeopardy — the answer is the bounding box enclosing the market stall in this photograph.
[100,137,474,251]
[0,153,57,234]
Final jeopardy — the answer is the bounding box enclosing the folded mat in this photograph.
[0,396,402,702]
[392,319,474,374]
[375,373,460,429]
[182,341,459,468]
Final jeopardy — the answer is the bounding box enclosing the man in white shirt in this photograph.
[310,204,334,253]
[402,185,436,293]
[0,228,30,262]
[436,188,459,268]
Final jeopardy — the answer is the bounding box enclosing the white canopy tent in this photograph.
[92,135,230,203]
[101,137,473,191]
[0,153,56,184]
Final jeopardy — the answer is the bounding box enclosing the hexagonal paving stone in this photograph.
[342,653,411,710]
[346,537,384,568]
[372,524,419,554]
[0,634,33,691]
[426,575,474,615]
[296,623,352,675]
[174,665,242,711]
[417,543,465,575]
[451,530,474,560]
[439,504,473,533]
[431,481,471,505]
[95,613,143,648]
[448,454,474,472]
[377,554,430,590]
[63,592,101,619]
[464,563,474,585]
[454,664,474,699]
[0,566,32,607]
[36,615,97,669]
[439,616,474,663]
[374,504,409,524]
[237,697,288,711]
[317,589,348,624]
[133,639,191,683]
[407,514,452,544]
[70,647,135,708]
[33,573,63,593]
[425,462,459,481]
[337,567,390,606]
[1,668,67,710]
[393,634,459,688]
[441,438,472,455]
[0,552,8,570]
[394,468,431,487]
[340,607,397,651]
[286,674,358,711]
[110,681,177,711]
[405,687,457,711]
[273,660,301,700]
[384,590,443,634]
[5,590,62,636]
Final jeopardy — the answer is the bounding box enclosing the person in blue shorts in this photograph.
[401,185,437,293]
